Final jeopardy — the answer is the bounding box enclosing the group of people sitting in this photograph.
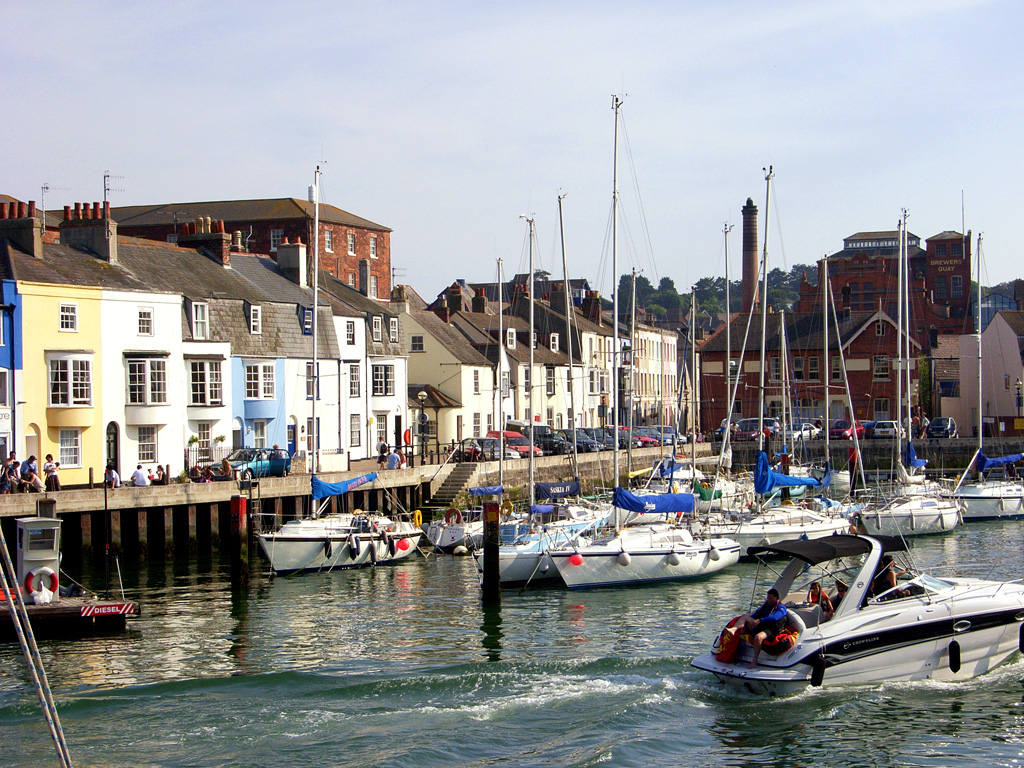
[376,442,407,470]
[105,463,166,487]
[1,454,61,493]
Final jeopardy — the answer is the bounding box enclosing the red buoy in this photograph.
[397,537,411,551]
[569,553,583,566]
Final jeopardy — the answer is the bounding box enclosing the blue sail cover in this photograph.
[976,452,1024,473]
[904,442,928,469]
[753,451,828,496]
[312,473,377,501]
[612,487,695,514]
[469,485,505,496]
[535,479,581,500]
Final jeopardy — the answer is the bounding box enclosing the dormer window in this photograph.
[372,316,382,342]
[192,302,209,340]
[506,329,516,349]
[549,333,559,352]
[302,308,313,335]
[532,332,537,349]
[389,317,399,343]
[250,305,262,335]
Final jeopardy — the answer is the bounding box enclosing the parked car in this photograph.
[556,430,602,453]
[783,423,820,441]
[580,427,614,450]
[872,420,905,439]
[828,419,865,440]
[486,430,543,457]
[534,433,571,456]
[220,448,291,479]
[926,416,958,439]
[651,426,678,444]
[630,430,660,447]
[861,420,878,439]
[733,417,782,441]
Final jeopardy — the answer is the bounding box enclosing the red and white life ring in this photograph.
[444,508,463,525]
[25,566,58,594]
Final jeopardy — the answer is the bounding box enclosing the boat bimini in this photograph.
[691,534,1024,694]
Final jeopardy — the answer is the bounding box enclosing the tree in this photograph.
[658,276,676,294]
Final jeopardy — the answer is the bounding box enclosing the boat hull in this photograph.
[257,521,422,575]
[946,483,1024,521]
[426,520,483,553]
[857,500,960,536]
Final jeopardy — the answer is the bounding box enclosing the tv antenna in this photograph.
[40,183,69,226]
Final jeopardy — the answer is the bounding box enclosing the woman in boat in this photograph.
[806,581,834,619]
[871,555,907,600]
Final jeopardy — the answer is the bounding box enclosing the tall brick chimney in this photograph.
[434,298,451,323]
[59,201,117,264]
[741,197,758,312]
[581,290,603,325]
[471,293,487,313]
[276,238,308,286]
[0,199,44,258]
[179,218,231,267]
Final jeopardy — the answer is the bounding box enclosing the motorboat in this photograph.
[691,534,1024,694]
[474,499,612,588]
[426,507,483,553]
[256,474,422,575]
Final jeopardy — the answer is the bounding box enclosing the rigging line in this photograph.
[594,200,616,295]
[617,112,660,284]
[769,179,788,271]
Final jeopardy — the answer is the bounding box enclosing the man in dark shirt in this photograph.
[723,587,789,668]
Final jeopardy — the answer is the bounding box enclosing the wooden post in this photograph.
[481,501,500,605]
[229,495,249,586]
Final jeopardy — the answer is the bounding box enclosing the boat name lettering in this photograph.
[644,502,656,511]
[843,636,879,650]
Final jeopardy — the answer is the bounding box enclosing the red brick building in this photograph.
[793,229,972,347]
[111,198,392,299]
[698,309,920,431]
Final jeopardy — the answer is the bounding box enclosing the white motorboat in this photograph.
[475,500,612,587]
[426,507,484,553]
[692,534,1024,694]
[549,521,740,589]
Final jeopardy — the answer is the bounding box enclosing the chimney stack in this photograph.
[447,286,464,313]
[59,201,117,263]
[581,290,603,326]
[359,259,370,297]
[276,238,308,286]
[178,219,231,267]
[550,282,568,315]
[0,199,44,258]
[741,198,758,312]
[471,293,487,313]
[435,298,451,323]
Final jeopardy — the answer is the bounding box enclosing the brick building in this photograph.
[111,198,392,299]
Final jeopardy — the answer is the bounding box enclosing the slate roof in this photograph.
[111,198,390,232]
[410,309,491,366]
[0,234,339,358]
[408,383,461,409]
[318,271,404,358]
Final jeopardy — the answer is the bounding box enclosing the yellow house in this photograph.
[20,282,103,486]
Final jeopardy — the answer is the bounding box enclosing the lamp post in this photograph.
[1015,378,1022,419]
[417,389,428,466]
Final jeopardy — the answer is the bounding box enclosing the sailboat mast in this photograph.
[612,95,622,498]
[896,215,904,462]
[724,222,732,424]
[628,268,636,472]
[558,194,579,471]
[757,166,773,453]
[691,286,697,471]
[525,216,536,509]
[976,232,984,452]
[497,258,504,489]
[822,253,830,466]
[311,165,321,474]
[903,212,913,439]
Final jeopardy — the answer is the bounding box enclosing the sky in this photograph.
[4,0,1023,301]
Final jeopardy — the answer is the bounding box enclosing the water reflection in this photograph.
[480,602,502,661]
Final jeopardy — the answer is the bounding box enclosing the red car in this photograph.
[828,419,864,440]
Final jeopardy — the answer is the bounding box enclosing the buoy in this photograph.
[760,536,771,546]
[453,545,469,556]
[709,547,721,561]
[569,553,584,566]
[348,534,361,558]
[667,552,681,566]
[617,552,632,567]
[324,537,333,559]
[397,537,411,551]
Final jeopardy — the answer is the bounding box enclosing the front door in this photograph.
[105,422,120,475]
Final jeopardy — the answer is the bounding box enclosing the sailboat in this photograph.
[854,212,961,536]
[944,233,1024,520]
[256,168,423,574]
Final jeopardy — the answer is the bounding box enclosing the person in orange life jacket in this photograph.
[722,587,789,668]
[806,581,834,619]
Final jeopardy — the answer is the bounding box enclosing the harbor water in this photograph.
[3,521,1024,767]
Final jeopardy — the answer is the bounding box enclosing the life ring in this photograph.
[25,566,58,594]
[412,509,423,528]
[700,481,711,489]
[501,500,514,515]
[444,508,463,525]
[403,428,411,445]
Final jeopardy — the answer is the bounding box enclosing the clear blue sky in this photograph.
[4,0,1021,299]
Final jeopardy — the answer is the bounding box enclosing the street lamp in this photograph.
[1015,378,1022,419]
[417,389,428,465]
